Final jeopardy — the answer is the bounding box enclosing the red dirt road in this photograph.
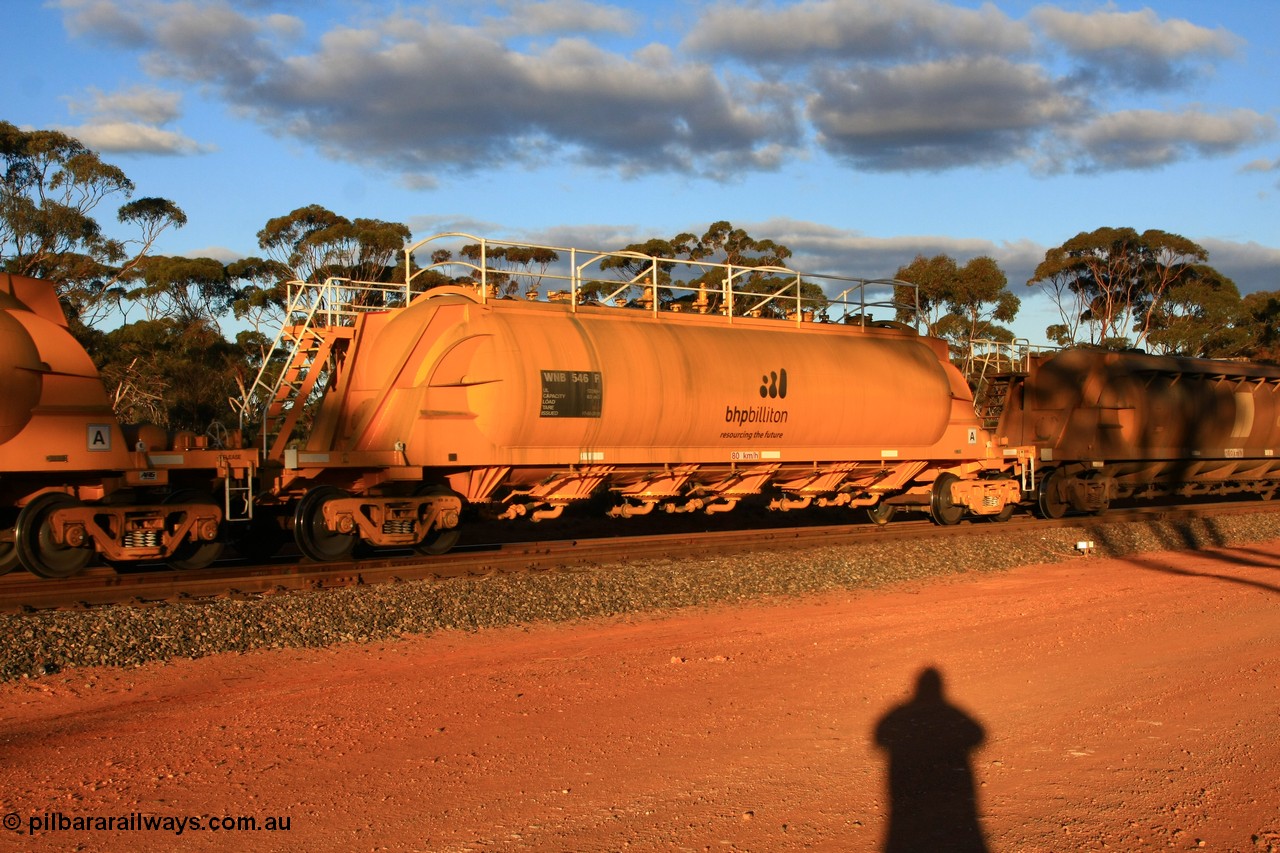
[2,541,1279,852]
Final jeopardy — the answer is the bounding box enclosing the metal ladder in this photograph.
[223,469,256,521]
[973,373,1017,429]
[242,278,403,461]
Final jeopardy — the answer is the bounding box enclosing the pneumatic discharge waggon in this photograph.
[0,272,257,578]
[4,233,1280,579]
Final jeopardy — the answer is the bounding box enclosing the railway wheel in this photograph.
[15,493,93,579]
[866,502,896,526]
[1036,468,1069,519]
[294,486,357,563]
[414,484,462,556]
[929,473,965,526]
[165,490,225,571]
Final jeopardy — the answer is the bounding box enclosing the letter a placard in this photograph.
[87,423,112,452]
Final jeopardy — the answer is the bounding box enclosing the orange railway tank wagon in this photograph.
[978,346,1280,517]
[243,234,1033,562]
[0,273,258,578]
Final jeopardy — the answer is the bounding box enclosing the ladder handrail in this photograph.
[964,338,1060,383]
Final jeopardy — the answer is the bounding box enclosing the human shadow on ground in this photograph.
[873,666,989,853]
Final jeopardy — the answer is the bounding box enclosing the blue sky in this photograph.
[6,0,1279,344]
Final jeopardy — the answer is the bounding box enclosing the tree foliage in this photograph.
[1143,266,1252,358]
[227,256,293,342]
[120,255,235,325]
[1238,290,1280,363]
[96,317,246,431]
[0,120,186,327]
[893,254,1020,355]
[1029,227,1209,349]
[247,205,413,319]
[256,205,410,285]
[681,221,798,314]
[457,243,560,298]
[594,235,697,303]
[596,221,818,315]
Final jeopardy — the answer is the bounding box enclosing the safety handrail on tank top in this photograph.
[964,338,1061,383]
[402,232,919,329]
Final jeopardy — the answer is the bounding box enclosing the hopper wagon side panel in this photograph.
[1007,349,1280,460]
[999,348,1280,496]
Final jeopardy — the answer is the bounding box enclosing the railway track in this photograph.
[3,500,1275,614]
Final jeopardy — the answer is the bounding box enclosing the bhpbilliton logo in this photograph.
[759,368,788,399]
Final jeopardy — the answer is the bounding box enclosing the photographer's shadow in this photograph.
[873,666,990,852]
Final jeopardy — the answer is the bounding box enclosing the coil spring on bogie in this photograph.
[124,530,162,548]
[383,520,415,535]
[983,494,1001,508]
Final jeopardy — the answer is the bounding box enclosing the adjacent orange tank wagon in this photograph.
[0,273,257,577]
[248,234,1029,560]
[978,345,1280,517]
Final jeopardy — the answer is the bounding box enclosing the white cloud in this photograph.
[1060,108,1275,172]
[1242,157,1280,173]
[684,0,1031,64]
[486,0,637,37]
[66,85,182,125]
[64,119,210,155]
[809,57,1079,170]
[180,244,242,264]
[59,83,210,155]
[1033,6,1240,90]
[50,0,1274,180]
[1199,238,1280,293]
[56,0,151,46]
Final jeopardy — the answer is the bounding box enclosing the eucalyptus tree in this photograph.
[256,205,410,286]
[1028,227,1210,349]
[457,243,560,298]
[1143,266,1251,358]
[0,121,186,329]
[119,255,235,324]
[97,314,246,432]
[1238,289,1280,363]
[893,254,1020,357]
[597,222,815,315]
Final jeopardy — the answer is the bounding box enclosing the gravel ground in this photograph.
[2,510,1278,682]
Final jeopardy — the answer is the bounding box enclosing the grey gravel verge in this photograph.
[3,512,1278,681]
